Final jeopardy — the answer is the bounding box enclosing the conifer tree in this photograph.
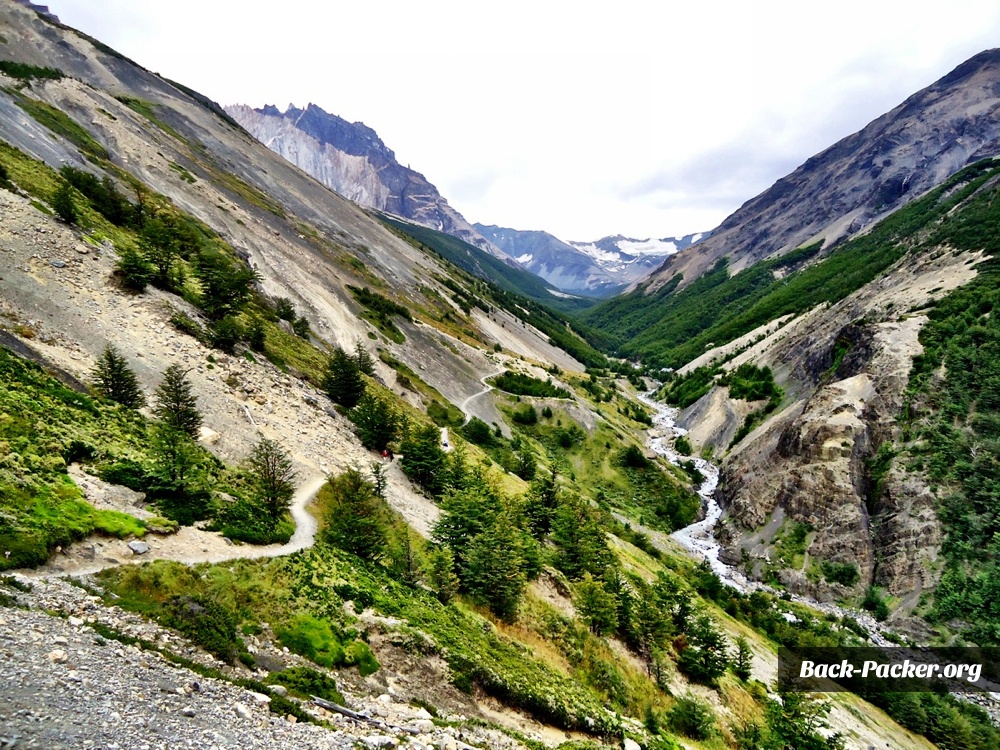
[354,340,376,376]
[321,468,387,562]
[351,393,402,452]
[427,545,460,603]
[153,364,202,438]
[247,437,296,520]
[91,345,145,408]
[323,347,365,408]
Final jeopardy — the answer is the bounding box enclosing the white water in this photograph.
[638,391,898,641]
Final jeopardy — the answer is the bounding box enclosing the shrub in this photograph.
[266,666,344,705]
[619,445,648,468]
[165,595,242,663]
[344,641,380,676]
[821,560,860,587]
[50,180,76,224]
[209,316,243,353]
[512,404,538,425]
[490,371,571,398]
[667,695,715,740]
[114,246,153,292]
[276,614,344,668]
[460,417,494,446]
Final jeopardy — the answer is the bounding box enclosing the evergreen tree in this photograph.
[462,513,528,622]
[734,635,753,681]
[115,245,153,292]
[51,180,77,224]
[524,467,559,538]
[323,347,366,408]
[426,545,460,603]
[247,437,296,519]
[550,494,615,579]
[351,393,402,452]
[354,341,376,376]
[321,468,387,562]
[387,525,421,584]
[91,345,145,408]
[149,423,200,493]
[193,249,260,319]
[153,364,202,438]
[575,573,619,635]
[677,613,731,684]
[148,422,209,524]
[400,422,448,495]
[140,217,179,288]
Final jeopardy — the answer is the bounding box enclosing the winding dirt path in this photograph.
[460,370,504,425]
[21,474,328,578]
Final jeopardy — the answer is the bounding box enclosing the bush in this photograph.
[821,560,860,587]
[114,246,153,292]
[619,445,648,468]
[50,180,76,224]
[512,404,538,425]
[862,586,890,621]
[98,460,150,491]
[209,316,243,353]
[276,614,345,668]
[266,666,344,705]
[461,417,494,446]
[675,435,692,456]
[165,595,242,663]
[667,695,715,740]
[344,641,380,676]
[490,371,571,398]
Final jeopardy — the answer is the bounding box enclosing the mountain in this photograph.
[578,48,1000,650]
[634,48,1000,295]
[475,224,707,296]
[226,102,509,260]
[0,4,984,747]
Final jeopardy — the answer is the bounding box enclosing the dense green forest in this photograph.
[582,159,1000,369]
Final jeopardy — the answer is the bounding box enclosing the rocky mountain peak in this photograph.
[225,102,508,260]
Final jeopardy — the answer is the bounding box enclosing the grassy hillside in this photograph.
[583,159,1000,370]
[375,212,591,313]
[378,213,612,368]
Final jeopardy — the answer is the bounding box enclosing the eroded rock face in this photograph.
[717,315,943,603]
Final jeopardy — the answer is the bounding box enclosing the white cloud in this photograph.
[48,0,1000,240]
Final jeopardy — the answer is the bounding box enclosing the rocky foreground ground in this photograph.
[0,575,525,750]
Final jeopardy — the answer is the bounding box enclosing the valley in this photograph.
[3,2,1000,749]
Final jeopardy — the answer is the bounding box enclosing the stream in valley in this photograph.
[638,392,896,646]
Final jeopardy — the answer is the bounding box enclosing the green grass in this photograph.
[0,345,161,568]
[10,92,109,160]
[0,60,62,81]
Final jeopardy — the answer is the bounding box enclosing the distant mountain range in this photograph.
[227,103,705,297]
[474,225,706,297]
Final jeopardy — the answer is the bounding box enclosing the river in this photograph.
[638,391,897,644]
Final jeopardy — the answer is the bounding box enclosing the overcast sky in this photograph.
[47,1,1000,242]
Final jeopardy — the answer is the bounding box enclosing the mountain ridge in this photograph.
[637,47,1000,294]
[225,102,511,262]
